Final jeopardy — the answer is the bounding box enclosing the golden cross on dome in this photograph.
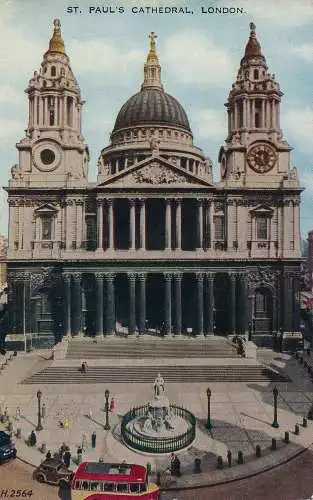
[54,19,61,30]
[149,32,158,51]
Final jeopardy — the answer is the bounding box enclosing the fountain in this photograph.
[121,374,196,453]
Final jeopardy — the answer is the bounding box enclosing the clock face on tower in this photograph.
[247,143,277,173]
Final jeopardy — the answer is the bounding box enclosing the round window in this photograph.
[40,149,55,165]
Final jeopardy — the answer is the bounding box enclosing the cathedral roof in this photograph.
[112,32,191,133]
[113,88,191,132]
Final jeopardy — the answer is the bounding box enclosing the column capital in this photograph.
[72,272,82,282]
[138,197,146,204]
[95,272,106,280]
[107,198,114,206]
[127,272,137,281]
[174,273,183,282]
[164,272,173,281]
[63,272,72,282]
[176,198,183,204]
[196,272,205,281]
[96,199,104,206]
[129,198,136,206]
[205,272,215,282]
[196,198,204,204]
[229,272,237,282]
[105,272,115,282]
[138,272,147,281]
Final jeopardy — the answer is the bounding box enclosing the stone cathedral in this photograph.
[4,20,302,349]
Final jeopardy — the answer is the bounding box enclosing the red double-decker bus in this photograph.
[71,462,160,500]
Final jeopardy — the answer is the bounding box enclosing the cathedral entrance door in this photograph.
[253,287,273,334]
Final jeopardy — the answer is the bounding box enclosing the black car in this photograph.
[0,431,17,462]
[33,458,73,487]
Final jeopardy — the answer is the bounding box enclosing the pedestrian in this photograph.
[4,407,9,422]
[41,403,46,419]
[15,407,21,421]
[109,397,116,412]
[173,455,181,477]
[77,446,82,464]
[169,453,175,473]
[46,450,52,459]
[63,449,71,468]
[82,433,87,452]
[91,431,96,448]
[88,408,93,420]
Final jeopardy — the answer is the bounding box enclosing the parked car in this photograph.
[33,458,73,487]
[0,430,17,463]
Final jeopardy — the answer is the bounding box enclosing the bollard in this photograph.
[303,417,308,428]
[271,438,277,450]
[194,458,202,473]
[217,456,224,470]
[227,450,232,468]
[237,451,244,465]
[295,424,300,435]
[156,471,161,486]
[255,445,261,458]
[284,431,290,443]
[91,431,96,448]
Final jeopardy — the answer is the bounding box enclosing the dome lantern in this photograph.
[141,32,164,91]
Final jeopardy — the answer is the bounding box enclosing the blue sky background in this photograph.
[0,0,312,237]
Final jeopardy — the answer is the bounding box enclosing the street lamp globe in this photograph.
[207,387,211,398]
[105,389,110,400]
[37,389,42,399]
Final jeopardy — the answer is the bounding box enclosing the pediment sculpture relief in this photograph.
[129,164,196,185]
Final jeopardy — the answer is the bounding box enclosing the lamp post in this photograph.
[206,387,212,430]
[104,389,111,430]
[36,389,43,431]
[272,386,279,428]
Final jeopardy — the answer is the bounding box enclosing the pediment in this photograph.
[249,204,274,216]
[34,203,58,214]
[98,156,213,188]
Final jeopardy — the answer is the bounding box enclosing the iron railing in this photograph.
[121,403,196,454]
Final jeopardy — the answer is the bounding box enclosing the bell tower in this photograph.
[218,23,298,189]
[13,19,89,188]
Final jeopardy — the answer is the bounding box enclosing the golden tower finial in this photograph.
[147,32,158,63]
[48,18,65,54]
[249,22,256,37]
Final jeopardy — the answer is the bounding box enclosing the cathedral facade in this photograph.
[4,21,302,348]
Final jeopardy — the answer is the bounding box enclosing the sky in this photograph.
[0,0,312,237]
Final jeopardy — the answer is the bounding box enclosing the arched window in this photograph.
[255,99,262,128]
[67,96,73,127]
[256,216,268,240]
[51,66,56,77]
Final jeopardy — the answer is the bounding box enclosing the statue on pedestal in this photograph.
[153,373,165,397]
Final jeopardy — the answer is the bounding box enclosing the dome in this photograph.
[113,88,191,133]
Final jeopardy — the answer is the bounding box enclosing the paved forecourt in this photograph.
[1,346,313,490]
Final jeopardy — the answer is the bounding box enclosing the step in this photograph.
[21,365,290,384]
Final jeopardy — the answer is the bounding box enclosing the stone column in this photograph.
[128,273,136,334]
[165,199,172,250]
[283,272,293,331]
[108,199,114,250]
[105,273,115,334]
[174,274,182,335]
[175,199,182,250]
[63,273,72,336]
[138,273,147,334]
[164,273,172,335]
[95,273,104,336]
[197,199,204,249]
[72,273,82,336]
[206,273,215,335]
[242,275,250,335]
[292,274,301,332]
[229,273,236,334]
[139,199,146,250]
[196,273,204,336]
[76,200,83,249]
[97,200,103,252]
[129,199,136,250]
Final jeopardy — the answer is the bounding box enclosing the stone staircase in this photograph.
[66,336,240,359]
[21,364,290,385]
